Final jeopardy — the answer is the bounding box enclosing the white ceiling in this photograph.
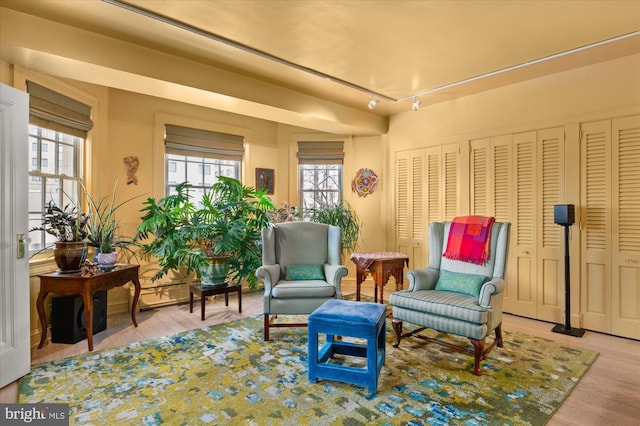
[2,0,640,118]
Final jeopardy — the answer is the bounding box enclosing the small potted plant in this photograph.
[31,200,89,273]
[84,181,141,270]
[136,177,274,290]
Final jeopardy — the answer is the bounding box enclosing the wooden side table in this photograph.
[189,282,242,320]
[36,264,141,352]
[350,252,410,304]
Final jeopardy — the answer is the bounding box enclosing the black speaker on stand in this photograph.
[51,291,108,344]
[552,204,585,337]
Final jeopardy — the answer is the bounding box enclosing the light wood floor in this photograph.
[2,283,639,425]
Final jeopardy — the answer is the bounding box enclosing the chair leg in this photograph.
[469,338,485,376]
[495,323,503,347]
[263,313,270,341]
[392,319,403,348]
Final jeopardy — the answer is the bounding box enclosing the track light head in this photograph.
[412,98,422,111]
[368,97,379,109]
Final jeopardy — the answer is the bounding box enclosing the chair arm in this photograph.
[406,267,439,291]
[256,264,281,293]
[324,264,348,285]
[478,277,505,307]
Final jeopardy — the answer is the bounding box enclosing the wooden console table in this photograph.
[37,264,141,351]
[350,252,409,303]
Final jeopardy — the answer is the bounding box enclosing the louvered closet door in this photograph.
[506,131,537,317]
[442,145,461,220]
[535,127,565,323]
[611,116,640,339]
[580,120,613,333]
[395,149,426,269]
[425,145,461,222]
[470,135,511,220]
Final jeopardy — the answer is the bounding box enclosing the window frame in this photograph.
[28,125,84,254]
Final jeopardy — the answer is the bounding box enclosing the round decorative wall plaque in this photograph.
[351,168,379,198]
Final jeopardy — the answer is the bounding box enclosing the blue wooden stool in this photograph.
[308,299,386,394]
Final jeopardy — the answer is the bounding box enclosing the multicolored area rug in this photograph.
[19,315,598,425]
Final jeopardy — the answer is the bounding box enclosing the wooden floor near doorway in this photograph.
[2,283,639,425]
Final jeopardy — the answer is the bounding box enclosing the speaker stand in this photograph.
[552,224,585,338]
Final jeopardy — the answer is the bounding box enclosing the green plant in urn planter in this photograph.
[136,177,274,290]
[30,200,89,273]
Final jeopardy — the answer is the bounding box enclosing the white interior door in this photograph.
[0,83,30,388]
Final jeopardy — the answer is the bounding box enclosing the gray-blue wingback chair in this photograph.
[389,220,510,375]
[256,221,348,341]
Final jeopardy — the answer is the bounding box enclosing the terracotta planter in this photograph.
[54,241,87,273]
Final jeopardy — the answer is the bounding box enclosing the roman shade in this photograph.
[297,141,344,165]
[165,124,244,162]
[26,81,94,138]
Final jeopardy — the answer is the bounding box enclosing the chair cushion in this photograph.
[434,270,486,297]
[271,280,336,299]
[389,290,489,325]
[284,264,325,280]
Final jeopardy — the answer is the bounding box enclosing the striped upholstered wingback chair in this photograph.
[389,220,510,376]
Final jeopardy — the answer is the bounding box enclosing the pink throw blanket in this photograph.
[443,216,495,265]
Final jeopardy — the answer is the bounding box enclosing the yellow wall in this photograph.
[388,54,640,149]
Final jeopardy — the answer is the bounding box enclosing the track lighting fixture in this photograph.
[412,98,422,111]
[368,95,379,110]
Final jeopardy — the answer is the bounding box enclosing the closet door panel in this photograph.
[443,145,461,220]
[505,131,537,316]
[536,127,565,322]
[425,147,442,224]
[492,135,512,223]
[580,120,612,333]
[611,115,640,339]
[395,149,426,270]
[470,138,490,216]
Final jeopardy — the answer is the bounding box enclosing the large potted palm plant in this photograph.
[136,177,274,290]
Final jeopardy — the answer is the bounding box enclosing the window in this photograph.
[28,125,83,252]
[26,81,93,253]
[297,141,344,214]
[164,124,243,198]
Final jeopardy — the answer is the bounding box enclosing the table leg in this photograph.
[225,292,229,306]
[238,286,242,313]
[201,295,206,321]
[189,290,194,313]
[82,290,94,352]
[356,268,364,301]
[36,291,49,349]
[130,276,141,327]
